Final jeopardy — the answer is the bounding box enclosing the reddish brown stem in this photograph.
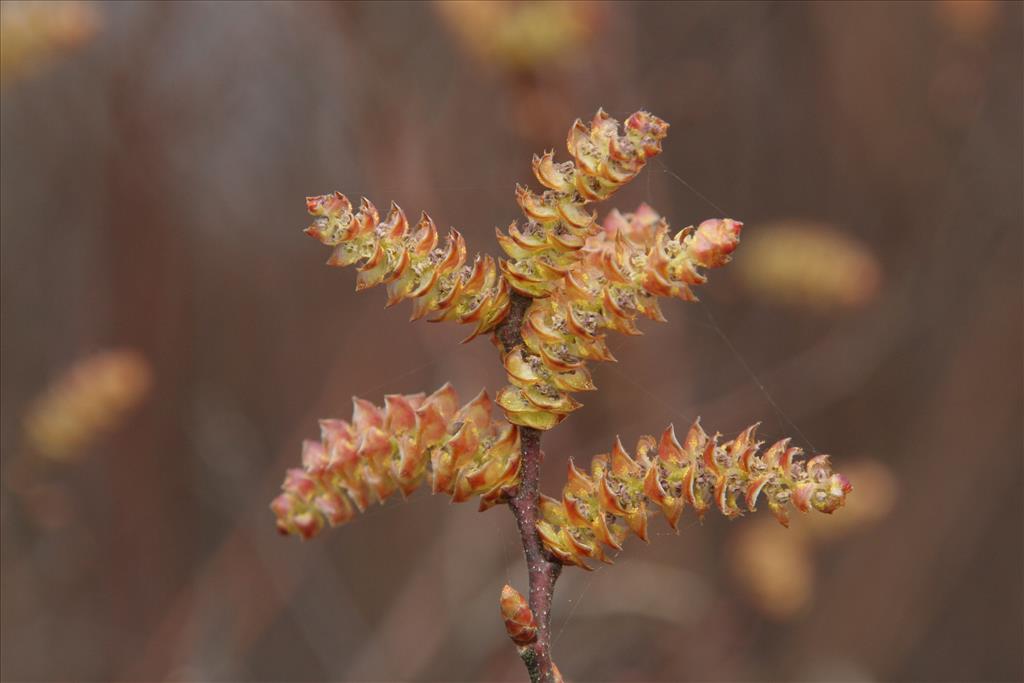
[496,293,563,683]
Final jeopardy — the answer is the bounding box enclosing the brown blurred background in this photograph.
[1,1,1021,681]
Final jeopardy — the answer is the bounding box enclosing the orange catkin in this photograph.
[281,106,854,682]
[272,384,521,539]
[24,349,151,461]
[498,205,742,430]
[304,194,511,342]
[537,420,851,570]
[498,109,669,298]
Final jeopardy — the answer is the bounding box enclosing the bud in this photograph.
[686,218,743,269]
[499,584,537,646]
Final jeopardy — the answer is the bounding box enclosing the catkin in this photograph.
[537,420,851,569]
[304,194,511,342]
[498,109,669,298]
[272,383,521,539]
[498,205,742,430]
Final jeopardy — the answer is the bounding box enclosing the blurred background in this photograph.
[1,1,1021,681]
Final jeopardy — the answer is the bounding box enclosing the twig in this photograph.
[495,292,563,683]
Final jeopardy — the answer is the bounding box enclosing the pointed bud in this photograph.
[687,218,743,269]
[500,584,537,646]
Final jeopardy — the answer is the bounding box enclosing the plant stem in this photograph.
[495,293,563,683]
[508,425,562,682]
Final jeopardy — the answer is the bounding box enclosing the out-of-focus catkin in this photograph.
[1,1,99,85]
[304,193,511,342]
[497,205,742,430]
[736,221,881,311]
[23,349,152,461]
[537,420,851,569]
[497,109,669,298]
[434,1,600,74]
[728,518,813,620]
[272,383,521,540]
[727,458,891,620]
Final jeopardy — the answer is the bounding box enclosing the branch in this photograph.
[496,292,563,683]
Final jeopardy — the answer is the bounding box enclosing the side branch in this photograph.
[497,292,563,683]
